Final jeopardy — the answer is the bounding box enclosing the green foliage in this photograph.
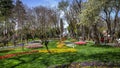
[79,0,109,26]
[0,59,21,68]
[58,0,69,10]
[0,0,14,18]
[80,1,98,25]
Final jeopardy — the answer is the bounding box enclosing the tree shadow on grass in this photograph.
[9,52,119,66]
[90,44,113,48]
[9,53,42,68]
[1,51,120,68]
[0,49,13,53]
[87,51,120,66]
[51,51,120,68]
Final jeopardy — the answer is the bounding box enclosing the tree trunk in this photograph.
[111,11,119,42]
[92,24,100,45]
[82,25,85,41]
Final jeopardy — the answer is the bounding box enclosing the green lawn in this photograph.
[0,40,57,56]
[0,40,120,68]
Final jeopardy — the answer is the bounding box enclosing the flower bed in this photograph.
[39,48,77,53]
[0,48,76,59]
[0,50,39,59]
[25,44,43,49]
[57,41,66,48]
[74,41,86,45]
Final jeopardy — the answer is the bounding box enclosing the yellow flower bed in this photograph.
[57,41,66,48]
[39,48,77,53]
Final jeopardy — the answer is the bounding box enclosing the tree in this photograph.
[101,0,120,42]
[58,0,69,40]
[79,0,106,44]
[33,6,60,39]
[32,6,60,53]
[79,0,120,44]
[64,0,83,39]
[13,0,26,43]
[58,0,69,11]
[60,18,64,37]
[0,0,14,47]
[0,0,13,20]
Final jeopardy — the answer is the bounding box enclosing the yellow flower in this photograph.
[39,48,77,53]
[57,41,66,48]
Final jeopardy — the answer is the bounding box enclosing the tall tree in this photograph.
[101,0,120,42]
[0,0,14,35]
[79,0,107,44]
[0,0,14,47]
[58,0,69,40]
[64,0,83,38]
[80,0,120,43]
[33,6,59,39]
[13,0,26,42]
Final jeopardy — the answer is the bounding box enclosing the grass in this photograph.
[0,40,120,68]
[0,40,58,56]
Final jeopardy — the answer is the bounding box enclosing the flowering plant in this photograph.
[25,44,43,49]
[0,50,39,59]
[39,48,77,53]
[57,41,66,48]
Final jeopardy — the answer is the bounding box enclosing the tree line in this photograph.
[0,0,120,47]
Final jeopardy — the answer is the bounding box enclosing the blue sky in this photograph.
[17,0,86,8]
[20,0,61,8]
